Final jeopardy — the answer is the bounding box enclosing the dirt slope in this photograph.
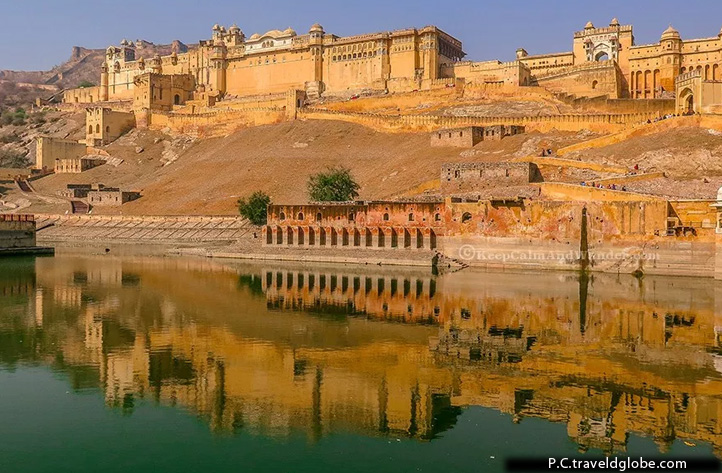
[23,120,585,215]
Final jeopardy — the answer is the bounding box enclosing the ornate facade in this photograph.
[518,19,722,99]
[66,23,464,104]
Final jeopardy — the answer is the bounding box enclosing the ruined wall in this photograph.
[440,162,539,194]
[35,137,87,170]
[430,127,483,147]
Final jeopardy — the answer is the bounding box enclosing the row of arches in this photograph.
[630,69,661,98]
[680,64,721,81]
[265,226,437,249]
[88,124,110,134]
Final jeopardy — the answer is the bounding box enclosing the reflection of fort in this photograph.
[3,256,722,454]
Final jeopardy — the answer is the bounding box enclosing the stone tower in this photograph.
[658,26,682,94]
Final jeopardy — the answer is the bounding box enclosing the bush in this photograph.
[77,81,95,88]
[0,133,20,144]
[307,166,360,202]
[237,191,271,225]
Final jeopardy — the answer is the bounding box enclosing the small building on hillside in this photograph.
[430,125,525,147]
[85,107,136,146]
[35,137,87,171]
[57,184,93,198]
[441,162,542,194]
[87,188,141,206]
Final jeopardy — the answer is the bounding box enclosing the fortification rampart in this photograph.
[299,108,659,133]
[147,107,286,137]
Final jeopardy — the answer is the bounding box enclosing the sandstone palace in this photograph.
[63,19,722,110]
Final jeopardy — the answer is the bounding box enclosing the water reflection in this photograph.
[2,255,722,456]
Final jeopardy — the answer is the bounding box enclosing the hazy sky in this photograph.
[1,0,722,71]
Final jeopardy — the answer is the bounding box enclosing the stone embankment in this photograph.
[35,214,253,244]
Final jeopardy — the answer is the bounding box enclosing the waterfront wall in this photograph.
[0,214,36,248]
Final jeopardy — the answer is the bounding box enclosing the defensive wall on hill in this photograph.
[297,108,662,133]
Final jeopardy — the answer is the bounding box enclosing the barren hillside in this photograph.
[16,120,587,215]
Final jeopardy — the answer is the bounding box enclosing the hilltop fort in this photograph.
[4,19,722,277]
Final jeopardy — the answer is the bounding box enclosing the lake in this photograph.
[1,252,720,472]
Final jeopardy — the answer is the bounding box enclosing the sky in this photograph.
[1,0,722,71]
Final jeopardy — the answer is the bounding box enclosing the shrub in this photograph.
[237,191,271,225]
[0,149,30,168]
[307,166,360,202]
[77,81,95,88]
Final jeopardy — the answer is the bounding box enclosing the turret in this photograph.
[516,48,528,59]
[99,62,109,101]
[308,24,324,85]
[659,25,682,94]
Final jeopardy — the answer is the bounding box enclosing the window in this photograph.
[316,212,322,221]
[434,213,441,221]
[96,124,100,133]
[408,213,414,221]
[279,212,286,221]
[174,94,180,105]
[462,212,472,223]
[383,213,389,221]
[105,126,110,133]
[348,212,355,222]
[297,212,304,220]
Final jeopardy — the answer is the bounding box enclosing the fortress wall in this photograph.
[535,62,621,98]
[557,115,700,156]
[325,54,386,92]
[148,107,285,137]
[538,182,666,202]
[299,109,659,133]
[226,53,315,96]
[63,86,101,104]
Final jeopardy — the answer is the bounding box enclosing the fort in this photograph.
[8,18,722,279]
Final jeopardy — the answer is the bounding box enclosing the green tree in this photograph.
[237,191,271,225]
[307,166,360,202]
[77,81,95,88]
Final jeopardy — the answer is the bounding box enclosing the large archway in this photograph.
[594,51,609,62]
[679,87,695,114]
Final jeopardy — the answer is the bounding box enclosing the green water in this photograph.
[0,253,720,472]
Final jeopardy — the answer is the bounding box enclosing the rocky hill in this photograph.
[0,40,191,95]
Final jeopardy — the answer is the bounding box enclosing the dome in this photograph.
[229,24,241,33]
[584,21,594,29]
[249,33,260,40]
[661,25,680,39]
[212,24,221,31]
[283,27,297,36]
[609,18,619,27]
[265,29,284,38]
[309,23,324,33]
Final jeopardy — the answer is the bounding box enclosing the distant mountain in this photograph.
[0,39,191,90]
